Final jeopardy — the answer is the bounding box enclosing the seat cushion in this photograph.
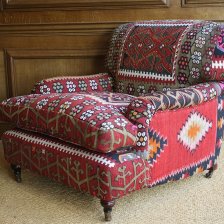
[0,92,137,153]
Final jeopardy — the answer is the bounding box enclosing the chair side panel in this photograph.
[146,97,223,187]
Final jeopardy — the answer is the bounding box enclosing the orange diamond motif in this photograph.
[178,112,212,152]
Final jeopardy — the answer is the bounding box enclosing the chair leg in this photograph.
[205,164,218,179]
[11,164,22,183]
[100,199,115,221]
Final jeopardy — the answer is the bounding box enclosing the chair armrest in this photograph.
[127,82,224,125]
[32,73,114,94]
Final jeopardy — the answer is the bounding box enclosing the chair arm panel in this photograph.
[32,73,114,94]
[127,81,224,125]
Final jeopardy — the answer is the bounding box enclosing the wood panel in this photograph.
[2,0,170,10]
[0,23,118,36]
[1,0,224,26]
[5,49,106,97]
[182,0,224,7]
[0,51,7,101]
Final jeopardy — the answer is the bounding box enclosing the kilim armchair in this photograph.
[1,20,224,221]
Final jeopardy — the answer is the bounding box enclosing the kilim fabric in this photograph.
[2,129,150,201]
[149,94,224,186]
[0,92,137,153]
[32,73,114,94]
[211,25,224,80]
[2,97,223,200]
[126,82,224,159]
[148,98,217,185]
[127,81,223,125]
[106,20,222,95]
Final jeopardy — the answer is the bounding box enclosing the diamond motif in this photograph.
[178,112,212,152]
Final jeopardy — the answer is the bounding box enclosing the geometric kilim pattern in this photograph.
[120,25,187,83]
[106,20,221,96]
[178,112,212,152]
[149,95,224,187]
[211,26,224,81]
[148,128,167,165]
[216,95,224,160]
[0,92,137,153]
[2,128,151,201]
[4,129,116,168]
[32,73,114,94]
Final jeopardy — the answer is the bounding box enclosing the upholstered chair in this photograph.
[1,20,224,221]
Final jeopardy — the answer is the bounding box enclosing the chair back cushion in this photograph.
[106,20,223,96]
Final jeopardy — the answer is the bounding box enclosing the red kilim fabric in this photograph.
[120,25,186,83]
[148,98,218,185]
[2,129,151,201]
[32,73,114,94]
[0,92,137,153]
[106,20,222,95]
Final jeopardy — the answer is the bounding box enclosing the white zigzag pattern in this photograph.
[118,69,175,81]
[4,130,115,168]
[212,60,224,69]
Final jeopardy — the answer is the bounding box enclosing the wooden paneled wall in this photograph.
[0,0,224,134]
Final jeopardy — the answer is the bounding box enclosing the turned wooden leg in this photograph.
[11,164,22,183]
[205,164,218,179]
[100,199,115,221]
